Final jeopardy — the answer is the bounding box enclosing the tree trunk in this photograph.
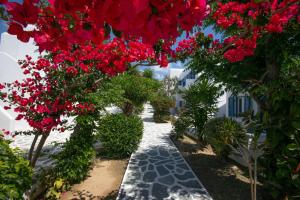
[30,131,50,168]
[122,102,134,116]
[28,133,39,161]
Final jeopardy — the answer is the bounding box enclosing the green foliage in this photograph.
[45,178,66,200]
[203,117,247,156]
[46,115,96,200]
[142,69,154,79]
[52,125,95,185]
[188,14,300,199]
[171,111,193,139]
[111,73,160,115]
[151,93,174,123]
[0,134,32,200]
[182,78,222,138]
[97,113,143,158]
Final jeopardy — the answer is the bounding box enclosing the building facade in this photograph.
[168,68,259,120]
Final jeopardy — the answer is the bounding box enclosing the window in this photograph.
[181,79,186,87]
[228,95,252,117]
[186,71,196,79]
[179,101,183,107]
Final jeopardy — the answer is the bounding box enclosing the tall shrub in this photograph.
[151,93,174,123]
[182,78,222,138]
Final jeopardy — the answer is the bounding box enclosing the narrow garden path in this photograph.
[117,105,212,200]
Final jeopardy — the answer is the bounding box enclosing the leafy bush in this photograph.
[202,117,247,156]
[97,114,143,158]
[151,94,174,123]
[47,116,96,197]
[0,133,32,200]
[52,126,95,185]
[171,112,192,139]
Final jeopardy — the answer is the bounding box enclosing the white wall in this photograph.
[0,32,38,132]
[215,92,227,117]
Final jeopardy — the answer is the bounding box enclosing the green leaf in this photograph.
[292,121,300,130]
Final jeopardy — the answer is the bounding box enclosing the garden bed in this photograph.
[172,135,268,200]
[60,158,128,200]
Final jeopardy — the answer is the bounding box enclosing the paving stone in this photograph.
[148,149,158,156]
[178,180,202,189]
[141,166,147,172]
[136,153,148,160]
[176,168,184,174]
[157,165,170,176]
[166,164,174,170]
[174,172,194,180]
[138,160,148,166]
[152,183,169,199]
[148,164,154,170]
[137,183,150,188]
[177,163,189,170]
[158,175,175,185]
[156,159,174,165]
[159,148,170,157]
[143,171,157,182]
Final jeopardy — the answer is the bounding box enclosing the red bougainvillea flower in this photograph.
[210,0,299,62]
[3,0,207,60]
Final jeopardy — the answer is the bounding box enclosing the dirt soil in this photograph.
[173,135,268,200]
[60,159,128,200]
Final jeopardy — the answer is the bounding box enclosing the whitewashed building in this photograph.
[0,32,39,132]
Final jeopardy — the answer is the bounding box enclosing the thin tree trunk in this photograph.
[28,133,39,161]
[248,160,254,200]
[122,102,134,116]
[254,158,257,200]
[30,131,50,167]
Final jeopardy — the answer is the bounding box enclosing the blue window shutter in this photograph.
[244,96,252,111]
[228,97,234,117]
[244,96,249,111]
[233,96,237,117]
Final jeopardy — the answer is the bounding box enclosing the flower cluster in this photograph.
[2,0,207,54]
[1,39,157,133]
[211,0,299,62]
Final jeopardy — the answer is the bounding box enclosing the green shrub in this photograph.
[0,134,32,200]
[202,117,247,156]
[133,104,144,115]
[97,114,143,158]
[52,124,95,185]
[111,73,160,116]
[171,112,192,139]
[182,79,222,139]
[151,94,174,123]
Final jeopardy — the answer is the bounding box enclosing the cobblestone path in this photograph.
[117,105,212,200]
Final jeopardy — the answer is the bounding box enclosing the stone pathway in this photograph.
[117,105,212,200]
